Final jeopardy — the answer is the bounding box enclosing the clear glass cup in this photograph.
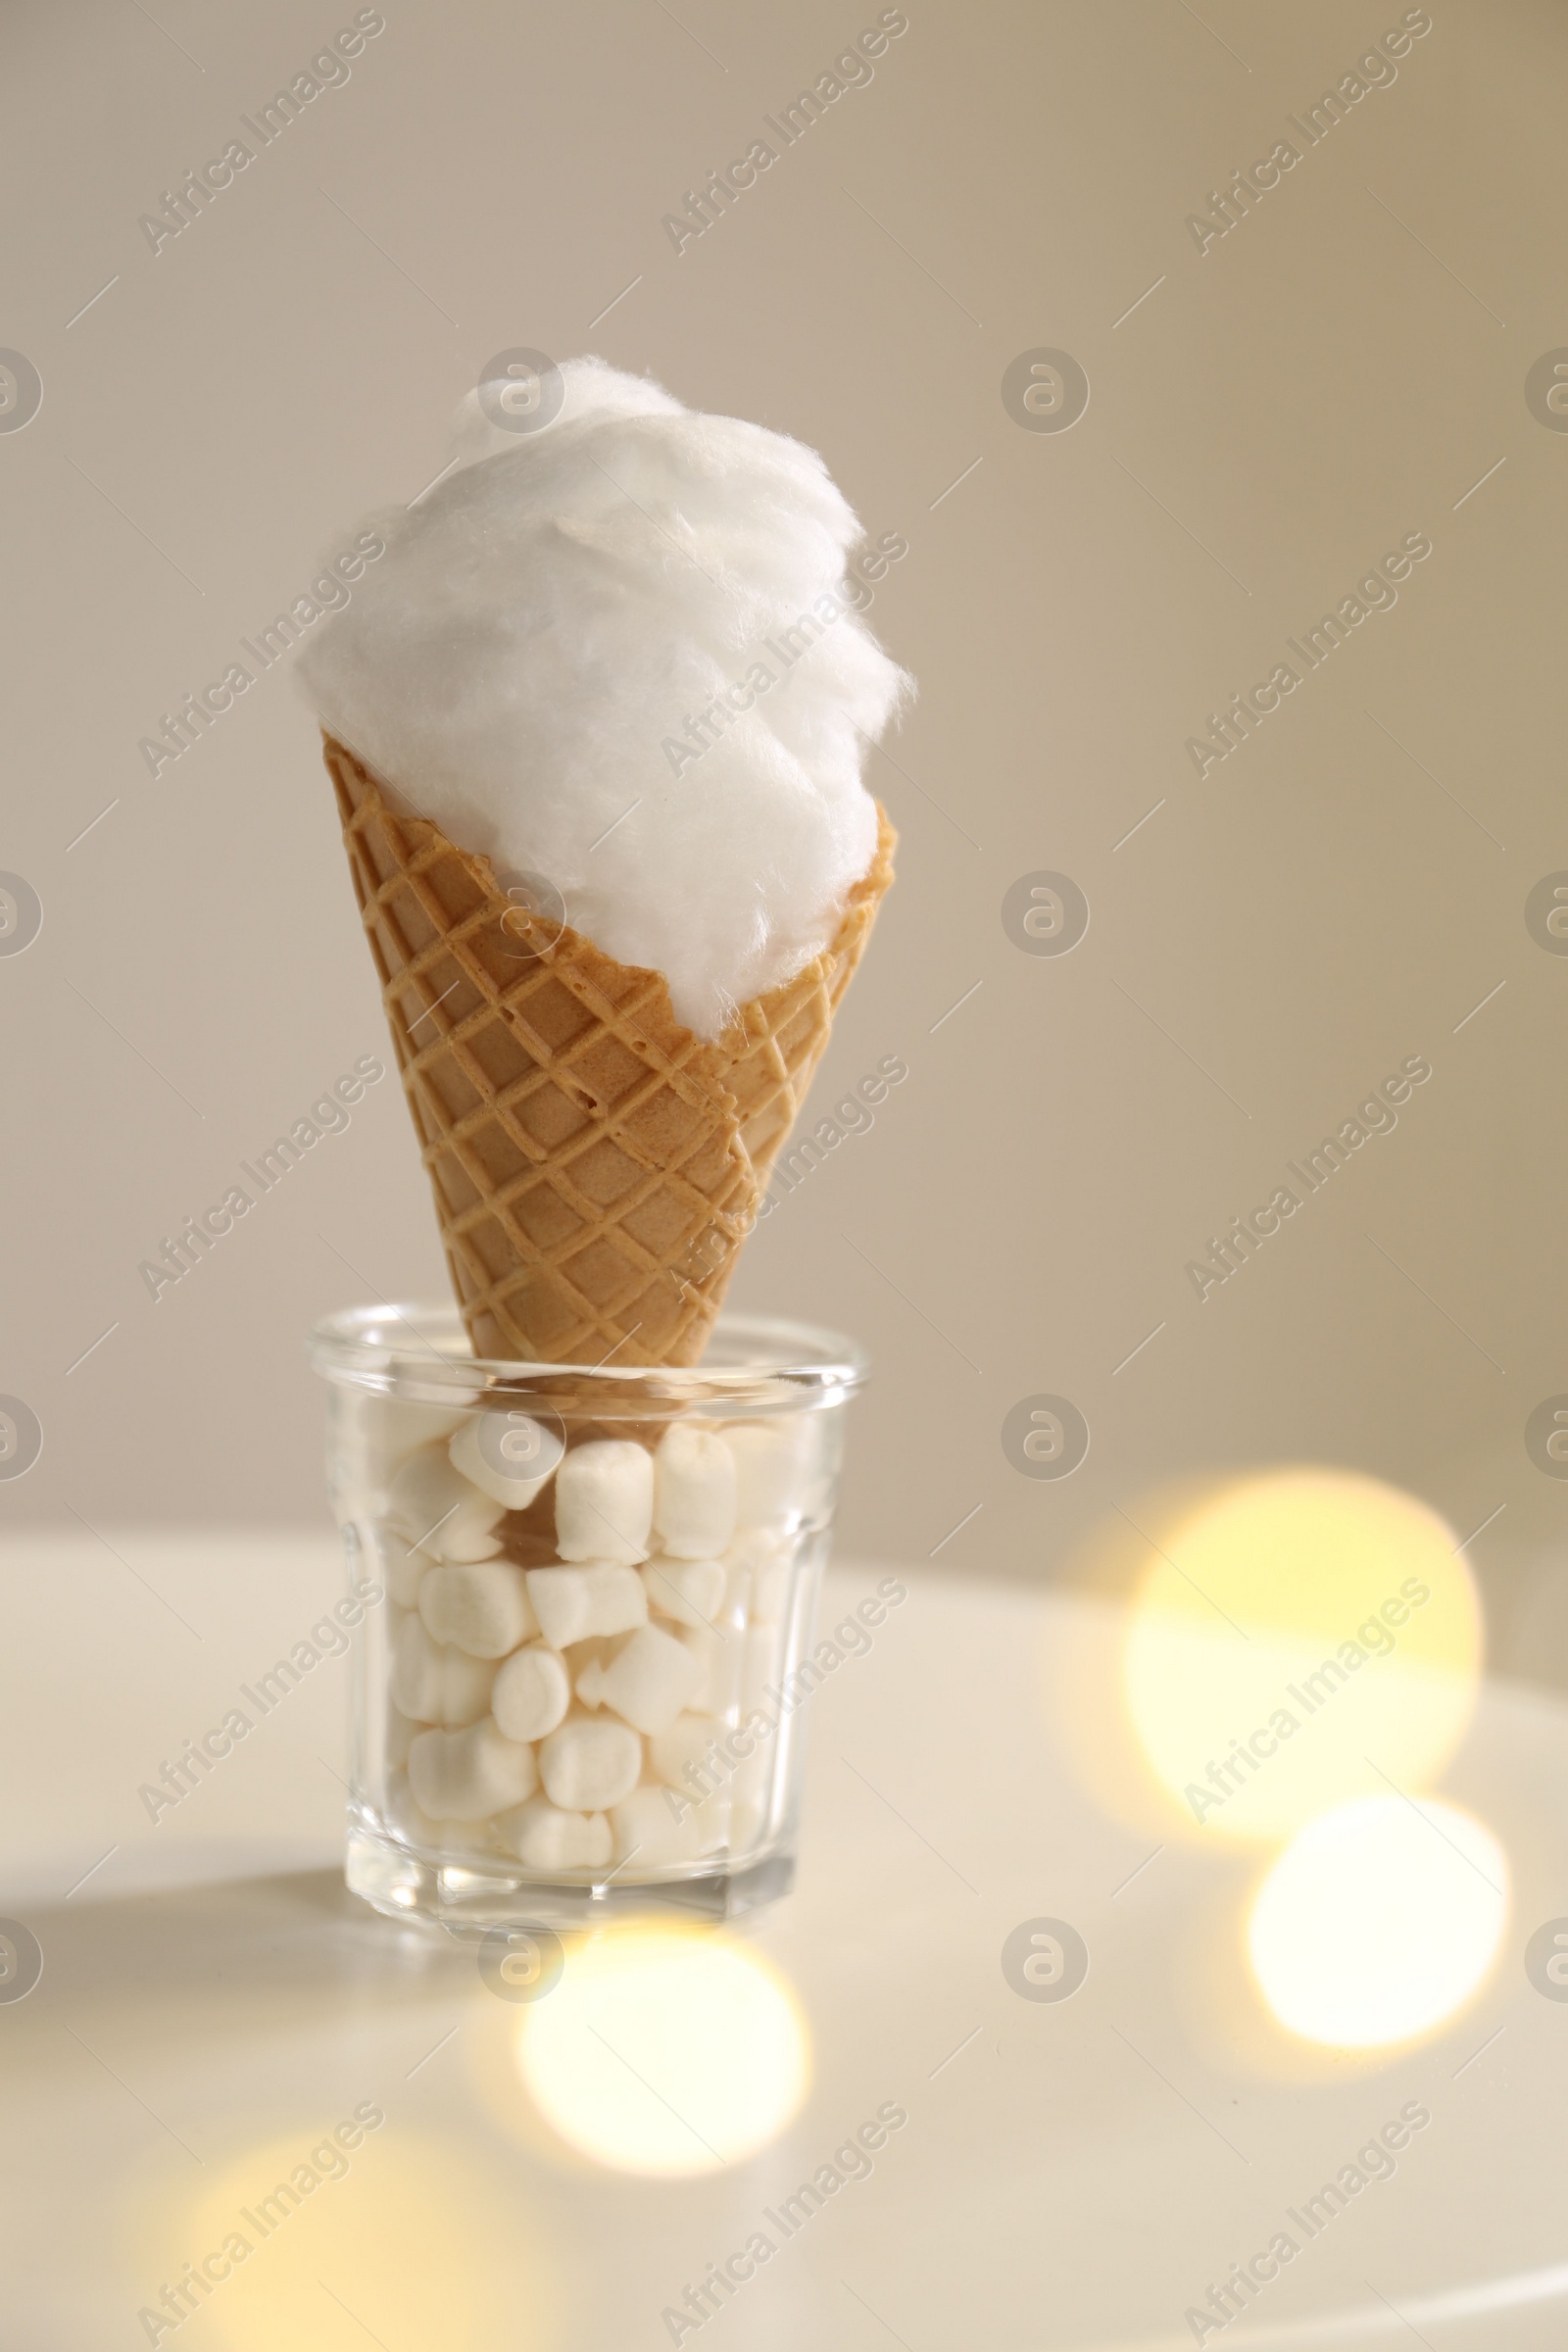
[308,1303,867,1935]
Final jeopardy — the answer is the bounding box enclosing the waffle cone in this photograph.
[324,733,895,1367]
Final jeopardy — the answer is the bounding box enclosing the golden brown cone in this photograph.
[324,733,895,1367]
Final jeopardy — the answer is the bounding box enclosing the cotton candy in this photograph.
[298,357,911,1036]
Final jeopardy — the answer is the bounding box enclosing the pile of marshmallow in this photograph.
[361,1403,806,1877]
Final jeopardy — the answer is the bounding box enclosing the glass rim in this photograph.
[307,1301,869,1415]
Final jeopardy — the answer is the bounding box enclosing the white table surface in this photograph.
[1,1533,1564,2350]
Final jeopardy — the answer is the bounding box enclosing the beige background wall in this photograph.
[3,0,1566,1672]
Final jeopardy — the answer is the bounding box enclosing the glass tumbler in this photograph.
[308,1304,866,1934]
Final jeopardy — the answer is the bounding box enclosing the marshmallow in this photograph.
[721,1419,808,1531]
[647,1715,745,1855]
[653,1423,737,1559]
[449,1408,564,1509]
[408,1716,537,1819]
[676,1623,734,1716]
[419,1561,537,1657]
[578,1623,700,1736]
[537,1712,643,1810]
[724,1526,788,1624]
[387,1772,501,1854]
[375,1399,470,1465]
[741,1622,785,1714]
[392,1616,500,1726]
[386,1768,445,1848]
[648,1710,723,1789]
[572,1648,607,1710]
[348,1516,412,1601]
[642,1555,726,1631]
[492,1641,571,1742]
[526,1562,647,1649]
[366,1520,432,1609]
[387,1443,507,1561]
[385,1702,419,1769]
[494,1793,612,1872]
[609,1785,706,1868]
[335,1396,470,1520]
[554,1441,654,1564]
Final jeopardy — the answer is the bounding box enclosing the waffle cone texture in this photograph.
[324,734,895,1368]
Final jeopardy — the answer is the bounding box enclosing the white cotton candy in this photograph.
[297,357,912,1038]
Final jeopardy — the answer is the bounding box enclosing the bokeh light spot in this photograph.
[1249,1794,1507,2046]
[140,2126,527,2351]
[516,1925,808,2176]
[1122,1469,1482,1843]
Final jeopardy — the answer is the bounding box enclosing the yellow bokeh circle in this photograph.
[1122,1468,1482,1843]
[515,1925,808,2177]
[1249,1794,1507,2046]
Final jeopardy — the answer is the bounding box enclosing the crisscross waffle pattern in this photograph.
[325,734,894,1366]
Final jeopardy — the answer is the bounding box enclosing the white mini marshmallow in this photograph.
[648,1715,746,1851]
[388,1773,500,1854]
[676,1624,733,1716]
[337,1396,469,1519]
[353,1518,426,1608]
[385,1702,419,1769]
[492,1641,571,1742]
[572,1649,608,1710]
[391,1616,499,1725]
[385,1542,430,1611]
[537,1712,643,1811]
[653,1423,737,1559]
[582,1622,700,1736]
[388,1443,507,1561]
[609,1784,706,1867]
[494,1793,612,1871]
[727,1528,790,1625]
[721,1419,808,1531]
[554,1441,654,1564]
[377,1399,469,1461]
[526,1562,647,1649]
[385,1768,445,1848]
[419,1561,537,1657]
[642,1555,727,1630]
[449,1408,564,1509]
[741,1623,784,1714]
[407,1716,537,1819]
[648,1710,722,1789]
